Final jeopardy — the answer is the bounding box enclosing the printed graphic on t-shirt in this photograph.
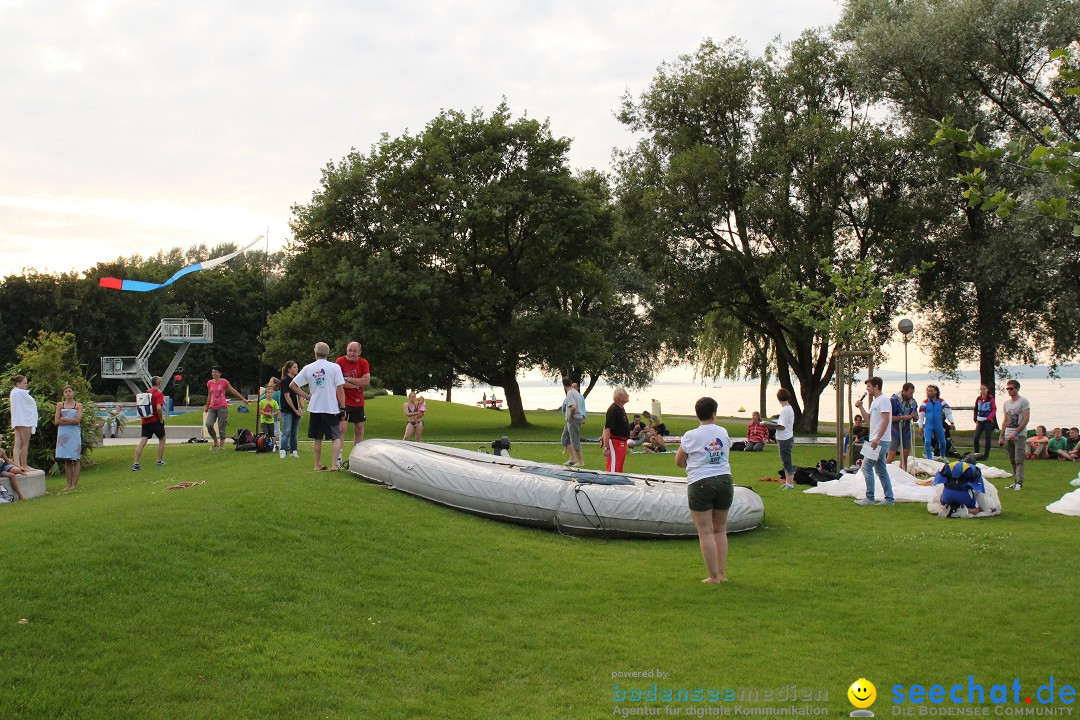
[706,438,726,465]
[312,369,326,388]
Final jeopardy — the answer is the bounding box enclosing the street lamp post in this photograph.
[898,318,914,384]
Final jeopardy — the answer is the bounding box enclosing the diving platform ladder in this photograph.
[100,318,213,395]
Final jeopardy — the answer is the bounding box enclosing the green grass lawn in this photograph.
[3,398,1078,719]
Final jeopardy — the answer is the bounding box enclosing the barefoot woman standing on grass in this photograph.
[54,384,83,490]
[676,396,733,584]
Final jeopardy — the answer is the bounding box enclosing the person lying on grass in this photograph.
[676,396,733,584]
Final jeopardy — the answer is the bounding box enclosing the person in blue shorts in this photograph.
[887,382,918,470]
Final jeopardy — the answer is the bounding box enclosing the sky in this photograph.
[2,0,960,375]
[0,0,845,273]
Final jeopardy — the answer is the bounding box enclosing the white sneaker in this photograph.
[279,450,286,459]
[290,451,299,458]
[853,498,876,506]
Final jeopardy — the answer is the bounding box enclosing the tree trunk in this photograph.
[798,387,821,433]
[979,344,996,391]
[501,377,531,429]
[445,385,452,402]
[758,372,768,418]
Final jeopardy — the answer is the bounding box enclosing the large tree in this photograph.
[616,33,925,430]
[281,104,631,427]
[837,0,1080,382]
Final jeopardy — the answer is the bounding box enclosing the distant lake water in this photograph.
[428,376,1080,430]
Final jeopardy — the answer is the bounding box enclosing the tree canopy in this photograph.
[616,33,926,430]
[277,103,656,427]
[838,0,1080,381]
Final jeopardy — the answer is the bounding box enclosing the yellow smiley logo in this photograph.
[848,678,877,709]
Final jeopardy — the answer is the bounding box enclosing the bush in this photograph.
[0,331,100,471]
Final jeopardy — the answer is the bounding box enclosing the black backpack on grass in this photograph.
[234,428,256,451]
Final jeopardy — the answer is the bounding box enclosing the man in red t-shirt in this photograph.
[133,376,166,470]
[336,341,371,463]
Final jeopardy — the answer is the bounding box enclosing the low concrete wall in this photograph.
[5,469,46,500]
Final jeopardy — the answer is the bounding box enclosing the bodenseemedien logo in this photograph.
[849,678,877,717]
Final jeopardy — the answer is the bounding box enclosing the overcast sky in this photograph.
[0,0,845,275]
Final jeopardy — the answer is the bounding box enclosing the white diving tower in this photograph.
[100,318,213,395]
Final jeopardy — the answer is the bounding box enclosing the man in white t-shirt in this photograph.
[772,388,796,489]
[290,341,347,471]
[854,376,894,505]
[560,377,586,467]
[676,396,734,584]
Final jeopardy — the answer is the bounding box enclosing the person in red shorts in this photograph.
[335,341,371,465]
[601,387,631,473]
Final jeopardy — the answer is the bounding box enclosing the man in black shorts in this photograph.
[292,342,348,471]
[132,376,166,470]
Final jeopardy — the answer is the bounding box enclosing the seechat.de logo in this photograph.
[849,678,878,717]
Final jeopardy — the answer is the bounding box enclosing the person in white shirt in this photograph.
[290,342,347,472]
[560,377,586,467]
[774,388,796,489]
[676,396,734,584]
[854,376,894,506]
[9,374,38,472]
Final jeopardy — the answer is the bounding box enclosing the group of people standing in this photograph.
[844,380,1034,491]
[192,341,372,471]
[2,376,85,498]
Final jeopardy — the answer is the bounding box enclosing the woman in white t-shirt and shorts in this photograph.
[676,396,734,584]
[774,388,796,489]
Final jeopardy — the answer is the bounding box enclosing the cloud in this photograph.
[0,0,843,274]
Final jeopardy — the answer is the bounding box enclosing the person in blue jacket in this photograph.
[934,460,994,517]
[919,385,953,460]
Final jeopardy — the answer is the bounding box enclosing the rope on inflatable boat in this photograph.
[572,485,610,541]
